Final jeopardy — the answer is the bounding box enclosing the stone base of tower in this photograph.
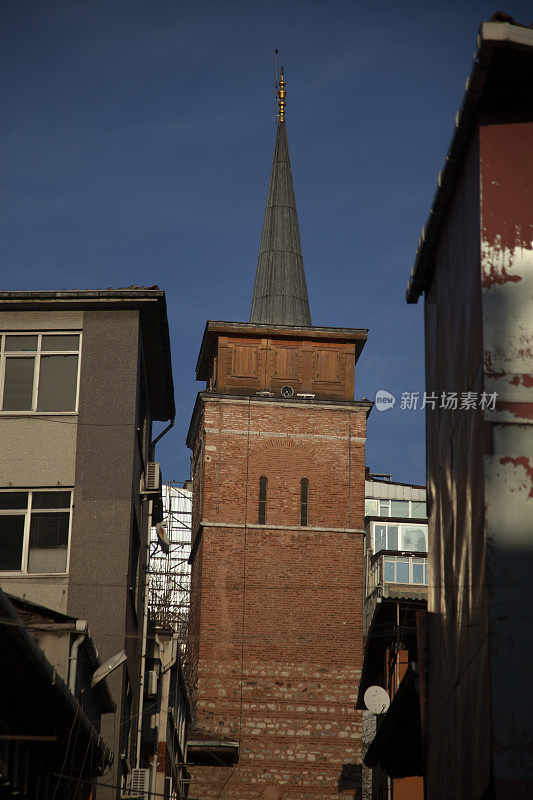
[189,656,362,799]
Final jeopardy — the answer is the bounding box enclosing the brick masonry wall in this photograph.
[188,398,367,799]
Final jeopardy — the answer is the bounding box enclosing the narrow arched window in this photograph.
[300,478,309,526]
[258,476,267,524]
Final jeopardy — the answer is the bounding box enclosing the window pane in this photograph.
[374,525,386,553]
[396,558,410,583]
[425,563,428,584]
[384,558,395,582]
[0,492,28,510]
[2,358,35,410]
[401,526,427,552]
[0,515,25,570]
[411,501,427,518]
[387,525,399,550]
[378,500,390,516]
[42,334,79,352]
[391,500,409,517]
[28,513,69,573]
[365,499,378,516]
[32,491,70,510]
[4,335,38,352]
[37,355,78,411]
[258,477,267,524]
[300,479,309,526]
[412,561,425,584]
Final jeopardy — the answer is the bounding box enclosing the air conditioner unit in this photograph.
[141,462,161,494]
[123,768,150,799]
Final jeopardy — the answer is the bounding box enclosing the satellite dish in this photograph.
[281,385,294,398]
[91,650,127,688]
[364,686,390,715]
[156,520,170,554]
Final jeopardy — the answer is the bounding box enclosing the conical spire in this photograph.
[249,119,311,326]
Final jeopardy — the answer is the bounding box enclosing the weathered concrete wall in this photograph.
[0,417,77,487]
[480,121,533,798]
[423,132,491,800]
[68,309,141,799]
[189,397,366,799]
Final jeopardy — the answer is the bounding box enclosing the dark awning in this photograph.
[0,590,113,779]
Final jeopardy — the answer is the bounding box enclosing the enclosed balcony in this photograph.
[368,552,428,598]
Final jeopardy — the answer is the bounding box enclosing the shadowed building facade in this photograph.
[186,75,371,800]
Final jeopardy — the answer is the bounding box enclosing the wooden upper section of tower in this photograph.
[196,321,367,402]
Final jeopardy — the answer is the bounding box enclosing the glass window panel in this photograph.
[412,561,425,584]
[378,500,390,516]
[374,525,387,553]
[0,515,25,570]
[384,558,395,582]
[32,491,70,510]
[396,558,410,583]
[425,563,428,585]
[2,358,35,410]
[391,500,409,517]
[37,355,78,411]
[42,334,79,352]
[365,499,378,516]
[411,501,427,518]
[401,526,427,552]
[387,525,399,550]
[0,492,28,510]
[4,335,38,352]
[28,513,69,573]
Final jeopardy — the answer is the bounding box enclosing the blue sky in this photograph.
[3,1,532,484]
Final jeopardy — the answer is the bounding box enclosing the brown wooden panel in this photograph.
[231,345,259,378]
[315,349,340,382]
[273,347,300,380]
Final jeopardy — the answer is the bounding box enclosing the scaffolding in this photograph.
[149,482,192,646]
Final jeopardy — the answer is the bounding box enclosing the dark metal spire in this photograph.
[249,118,311,326]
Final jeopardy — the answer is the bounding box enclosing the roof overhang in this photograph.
[406,20,533,303]
[186,737,239,766]
[195,320,368,380]
[0,590,113,776]
[0,289,175,420]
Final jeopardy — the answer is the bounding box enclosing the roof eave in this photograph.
[406,20,533,304]
[0,289,175,420]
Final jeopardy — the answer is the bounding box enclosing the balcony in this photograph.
[367,552,428,602]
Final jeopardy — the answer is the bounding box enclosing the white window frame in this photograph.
[383,555,428,585]
[369,498,427,519]
[0,488,73,575]
[371,520,428,554]
[0,331,82,414]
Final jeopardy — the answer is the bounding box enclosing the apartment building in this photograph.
[0,288,174,798]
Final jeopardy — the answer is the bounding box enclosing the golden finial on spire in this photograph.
[277,66,286,123]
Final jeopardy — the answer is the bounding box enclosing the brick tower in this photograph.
[186,72,371,799]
